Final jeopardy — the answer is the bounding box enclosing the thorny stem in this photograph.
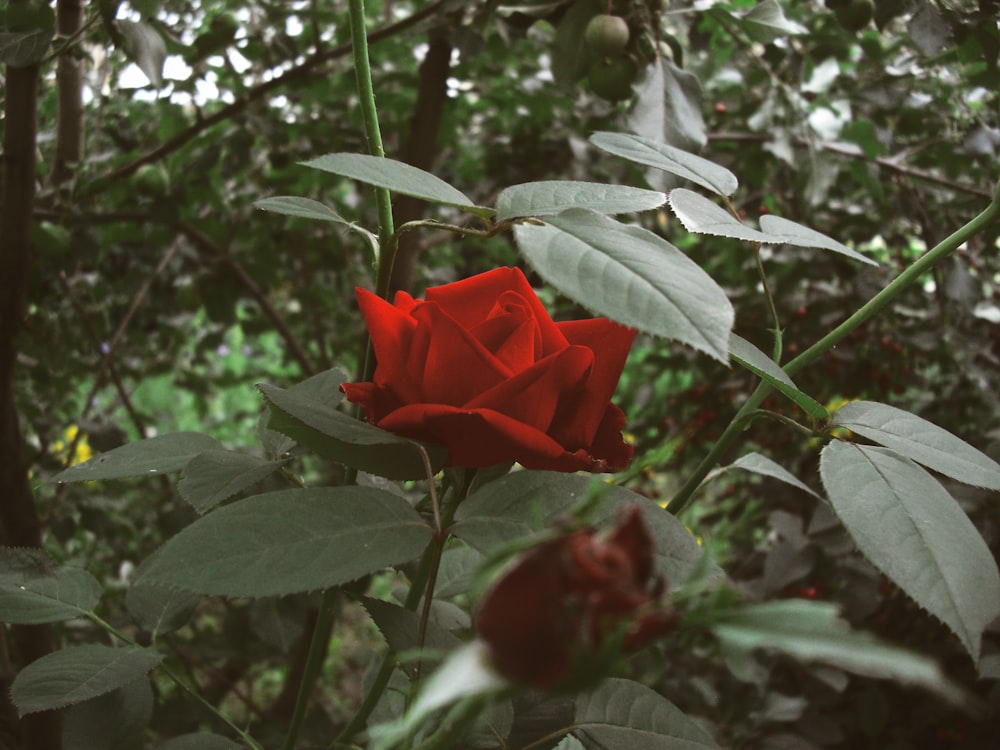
[288,2,397,748]
[721,193,782,362]
[668,180,1000,517]
[281,588,340,750]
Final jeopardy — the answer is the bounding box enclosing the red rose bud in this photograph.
[474,507,676,690]
[341,267,635,472]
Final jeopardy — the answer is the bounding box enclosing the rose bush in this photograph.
[341,267,636,471]
[474,507,677,690]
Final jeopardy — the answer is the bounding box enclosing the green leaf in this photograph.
[11,645,163,715]
[362,597,463,663]
[831,401,1000,490]
[590,132,738,197]
[435,545,484,598]
[177,449,287,513]
[551,0,603,87]
[258,382,447,480]
[573,678,720,749]
[627,59,707,156]
[668,188,770,243]
[820,442,1000,661]
[62,678,153,750]
[0,27,55,67]
[495,181,666,222]
[138,487,433,597]
[301,153,491,217]
[728,334,827,419]
[731,452,822,500]
[126,554,199,637]
[156,735,243,750]
[253,196,349,223]
[117,19,167,87]
[514,209,734,361]
[758,215,878,265]
[711,600,968,706]
[739,0,808,44]
[0,549,100,624]
[453,471,713,586]
[51,432,222,483]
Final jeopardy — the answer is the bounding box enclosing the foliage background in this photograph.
[2,0,999,747]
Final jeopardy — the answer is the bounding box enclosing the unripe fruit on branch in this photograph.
[584,14,630,57]
[587,55,638,102]
[834,0,873,32]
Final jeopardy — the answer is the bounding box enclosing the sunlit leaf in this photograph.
[253,196,350,223]
[831,401,1000,490]
[118,20,167,87]
[820,442,1000,661]
[739,0,808,44]
[668,188,770,242]
[514,209,733,361]
[301,153,491,217]
[728,334,827,419]
[591,132,738,197]
[495,181,666,221]
[11,645,163,715]
[758,215,878,265]
[731,452,822,500]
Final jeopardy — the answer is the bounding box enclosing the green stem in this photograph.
[281,589,340,750]
[349,0,396,300]
[87,614,264,750]
[290,4,397,746]
[332,543,441,747]
[668,180,1000,517]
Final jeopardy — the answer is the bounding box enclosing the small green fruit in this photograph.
[134,164,171,197]
[587,55,638,102]
[584,14,630,58]
[834,0,873,32]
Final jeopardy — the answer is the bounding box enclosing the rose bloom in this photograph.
[474,507,676,690]
[341,267,635,471]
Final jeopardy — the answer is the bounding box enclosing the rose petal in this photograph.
[550,318,636,446]
[470,291,542,371]
[425,267,569,354]
[464,345,594,433]
[354,289,424,405]
[410,303,514,405]
[582,405,633,472]
[376,404,604,471]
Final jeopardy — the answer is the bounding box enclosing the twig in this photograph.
[57,272,147,438]
[81,1,446,194]
[708,131,994,199]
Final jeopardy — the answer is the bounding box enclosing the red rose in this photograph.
[341,267,635,471]
[474,507,676,690]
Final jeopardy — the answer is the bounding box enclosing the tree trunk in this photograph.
[388,32,453,294]
[0,17,62,750]
[52,0,85,188]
